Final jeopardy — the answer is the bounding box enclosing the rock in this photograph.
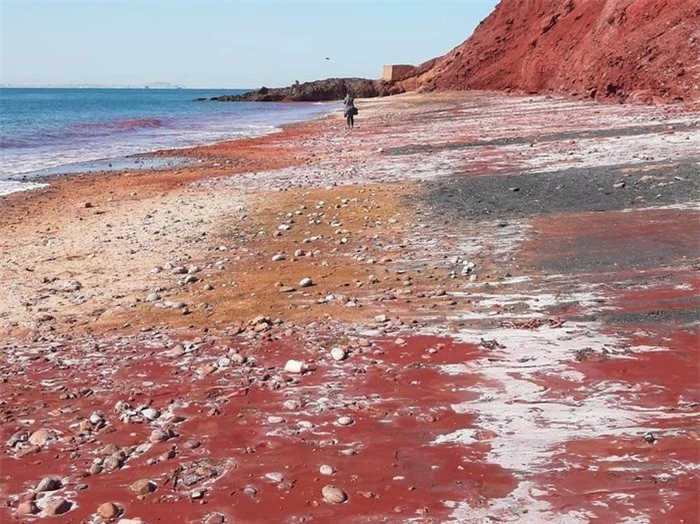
[336,416,354,426]
[272,254,286,261]
[16,501,38,516]
[145,293,160,302]
[330,347,346,361]
[321,485,348,504]
[43,497,72,516]
[284,360,306,374]
[181,274,198,284]
[299,277,314,288]
[229,353,246,365]
[89,412,104,425]
[614,181,626,189]
[28,429,54,447]
[265,472,285,483]
[149,428,170,443]
[208,77,386,103]
[35,476,62,492]
[141,407,160,421]
[283,399,301,410]
[103,455,122,472]
[57,279,82,292]
[117,519,145,524]
[319,465,335,476]
[97,502,120,519]
[267,416,285,424]
[294,249,306,257]
[375,314,388,323]
[190,488,206,499]
[204,513,225,524]
[643,431,657,443]
[131,479,156,495]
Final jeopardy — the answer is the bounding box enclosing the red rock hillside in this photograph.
[400,0,700,103]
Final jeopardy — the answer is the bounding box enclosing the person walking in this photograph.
[343,92,357,129]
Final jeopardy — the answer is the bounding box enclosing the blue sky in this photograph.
[1,1,498,88]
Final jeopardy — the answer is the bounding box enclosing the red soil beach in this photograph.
[1,92,699,523]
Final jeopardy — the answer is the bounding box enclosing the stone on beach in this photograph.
[28,429,54,447]
[131,479,156,495]
[321,485,348,504]
[284,360,306,373]
[43,497,72,516]
[17,501,38,516]
[330,347,346,361]
[35,476,62,492]
[299,277,314,287]
[97,502,120,519]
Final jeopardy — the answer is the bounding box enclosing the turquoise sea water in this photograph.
[0,88,333,195]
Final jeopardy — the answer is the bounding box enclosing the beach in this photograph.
[1,91,698,522]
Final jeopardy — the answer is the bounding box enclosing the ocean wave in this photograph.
[0,136,32,149]
[74,117,165,131]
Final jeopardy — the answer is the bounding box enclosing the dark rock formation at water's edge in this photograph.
[197,77,404,102]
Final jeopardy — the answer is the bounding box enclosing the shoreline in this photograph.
[1,91,698,522]
[0,94,337,197]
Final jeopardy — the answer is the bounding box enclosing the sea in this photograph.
[0,88,334,196]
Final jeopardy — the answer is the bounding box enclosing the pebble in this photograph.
[299,277,314,288]
[284,360,306,374]
[267,416,285,424]
[97,502,119,519]
[28,428,53,447]
[35,477,62,492]
[149,428,170,443]
[336,416,354,426]
[330,347,346,361]
[43,497,72,516]
[16,501,38,516]
[204,514,225,524]
[375,314,388,323]
[272,254,286,261]
[321,485,348,504]
[265,472,285,483]
[283,399,301,410]
[130,479,156,495]
[319,465,335,476]
[141,408,160,421]
[190,488,206,499]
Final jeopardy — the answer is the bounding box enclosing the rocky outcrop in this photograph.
[397,0,700,104]
[206,78,402,102]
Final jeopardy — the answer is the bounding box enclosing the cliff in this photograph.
[399,0,700,103]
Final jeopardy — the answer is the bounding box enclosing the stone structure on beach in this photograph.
[381,64,415,82]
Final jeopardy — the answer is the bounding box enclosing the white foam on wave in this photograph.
[0,180,48,197]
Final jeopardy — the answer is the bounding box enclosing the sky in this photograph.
[0,0,499,89]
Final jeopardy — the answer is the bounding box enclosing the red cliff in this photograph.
[401,0,699,103]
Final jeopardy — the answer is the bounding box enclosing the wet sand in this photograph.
[1,92,698,523]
